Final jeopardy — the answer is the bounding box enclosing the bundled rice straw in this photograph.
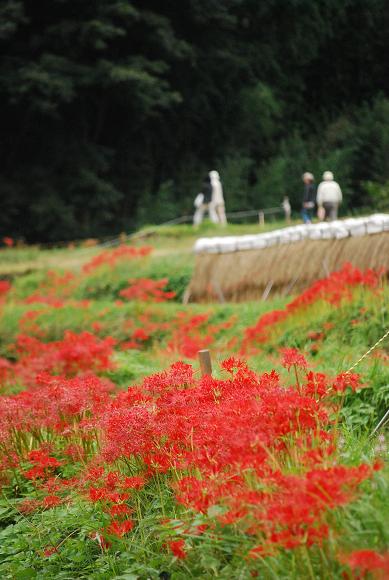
[187,232,389,302]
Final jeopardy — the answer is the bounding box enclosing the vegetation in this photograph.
[0,231,387,578]
[1,2,389,241]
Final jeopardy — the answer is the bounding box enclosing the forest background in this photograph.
[1,0,389,242]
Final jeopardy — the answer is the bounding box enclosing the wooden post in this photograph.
[182,287,191,305]
[198,349,212,376]
[258,211,265,226]
[262,280,273,301]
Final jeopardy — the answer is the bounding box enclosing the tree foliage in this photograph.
[1,0,389,240]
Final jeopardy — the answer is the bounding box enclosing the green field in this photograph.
[0,224,387,579]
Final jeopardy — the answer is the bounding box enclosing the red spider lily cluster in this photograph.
[99,357,380,555]
[0,252,386,573]
[0,280,11,303]
[167,312,233,358]
[25,271,78,305]
[82,245,152,274]
[119,278,175,302]
[0,331,115,388]
[0,354,382,560]
[243,263,382,348]
[341,550,389,579]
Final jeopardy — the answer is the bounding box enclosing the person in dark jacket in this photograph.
[193,174,218,226]
[301,172,315,224]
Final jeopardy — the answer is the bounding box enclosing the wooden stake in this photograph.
[182,287,191,305]
[262,280,273,301]
[212,281,225,303]
[258,211,265,226]
[198,349,212,376]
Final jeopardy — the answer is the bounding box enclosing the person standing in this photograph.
[301,172,315,224]
[210,170,227,225]
[316,171,342,221]
[193,174,218,226]
[282,196,292,223]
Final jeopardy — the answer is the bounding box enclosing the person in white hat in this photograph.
[316,171,342,221]
[209,170,227,225]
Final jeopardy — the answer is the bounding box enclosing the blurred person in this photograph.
[282,196,291,223]
[317,171,342,221]
[193,174,218,226]
[301,172,315,224]
[210,170,227,225]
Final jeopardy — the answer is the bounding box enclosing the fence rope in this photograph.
[343,326,389,436]
[346,327,389,373]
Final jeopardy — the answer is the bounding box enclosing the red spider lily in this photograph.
[43,546,58,557]
[167,313,233,358]
[63,444,85,461]
[340,549,389,578]
[23,449,62,480]
[303,372,330,400]
[24,466,47,480]
[89,487,107,502]
[119,278,175,302]
[28,449,61,468]
[83,245,152,274]
[0,373,113,448]
[42,495,61,508]
[108,504,133,517]
[281,348,308,370]
[18,499,42,513]
[84,467,105,481]
[25,271,78,304]
[243,264,383,348]
[168,539,187,559]
[93,357,381,556]
[122,476,146,490]
[120,314,171,350]
[1,331,116,388]
[0,357,13,386]
[307,330,324,341]
[0,280,11,302]
[332,372,361,393]
[106,518,134,537]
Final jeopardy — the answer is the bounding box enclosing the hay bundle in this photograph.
[187,232,389,302]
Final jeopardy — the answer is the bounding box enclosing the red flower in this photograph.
[83,245,152,274]
[106,518,134,537]
[3,237,14,247]
[43,546,58,557]
[120,278,175,303]
[332,372,361,393]
[122,476,146,490]
[24,466,46,480]
[341,549,389,576]
[168,539,187,559]
[18,499,41,513]
[109,504,132,517]
[42,495,61,508]
[243,264,382,349]
[281,348,308,371]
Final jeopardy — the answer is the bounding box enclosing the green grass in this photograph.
[0,224,388,579]
[0,220,293,278]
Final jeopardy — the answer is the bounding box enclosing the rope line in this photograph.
[371,408,389,436]
[346,327,389,373]
[344,327,389,436]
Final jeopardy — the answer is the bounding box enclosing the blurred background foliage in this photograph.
[1,0,389,241]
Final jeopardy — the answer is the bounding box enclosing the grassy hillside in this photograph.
[0,227,387,578]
